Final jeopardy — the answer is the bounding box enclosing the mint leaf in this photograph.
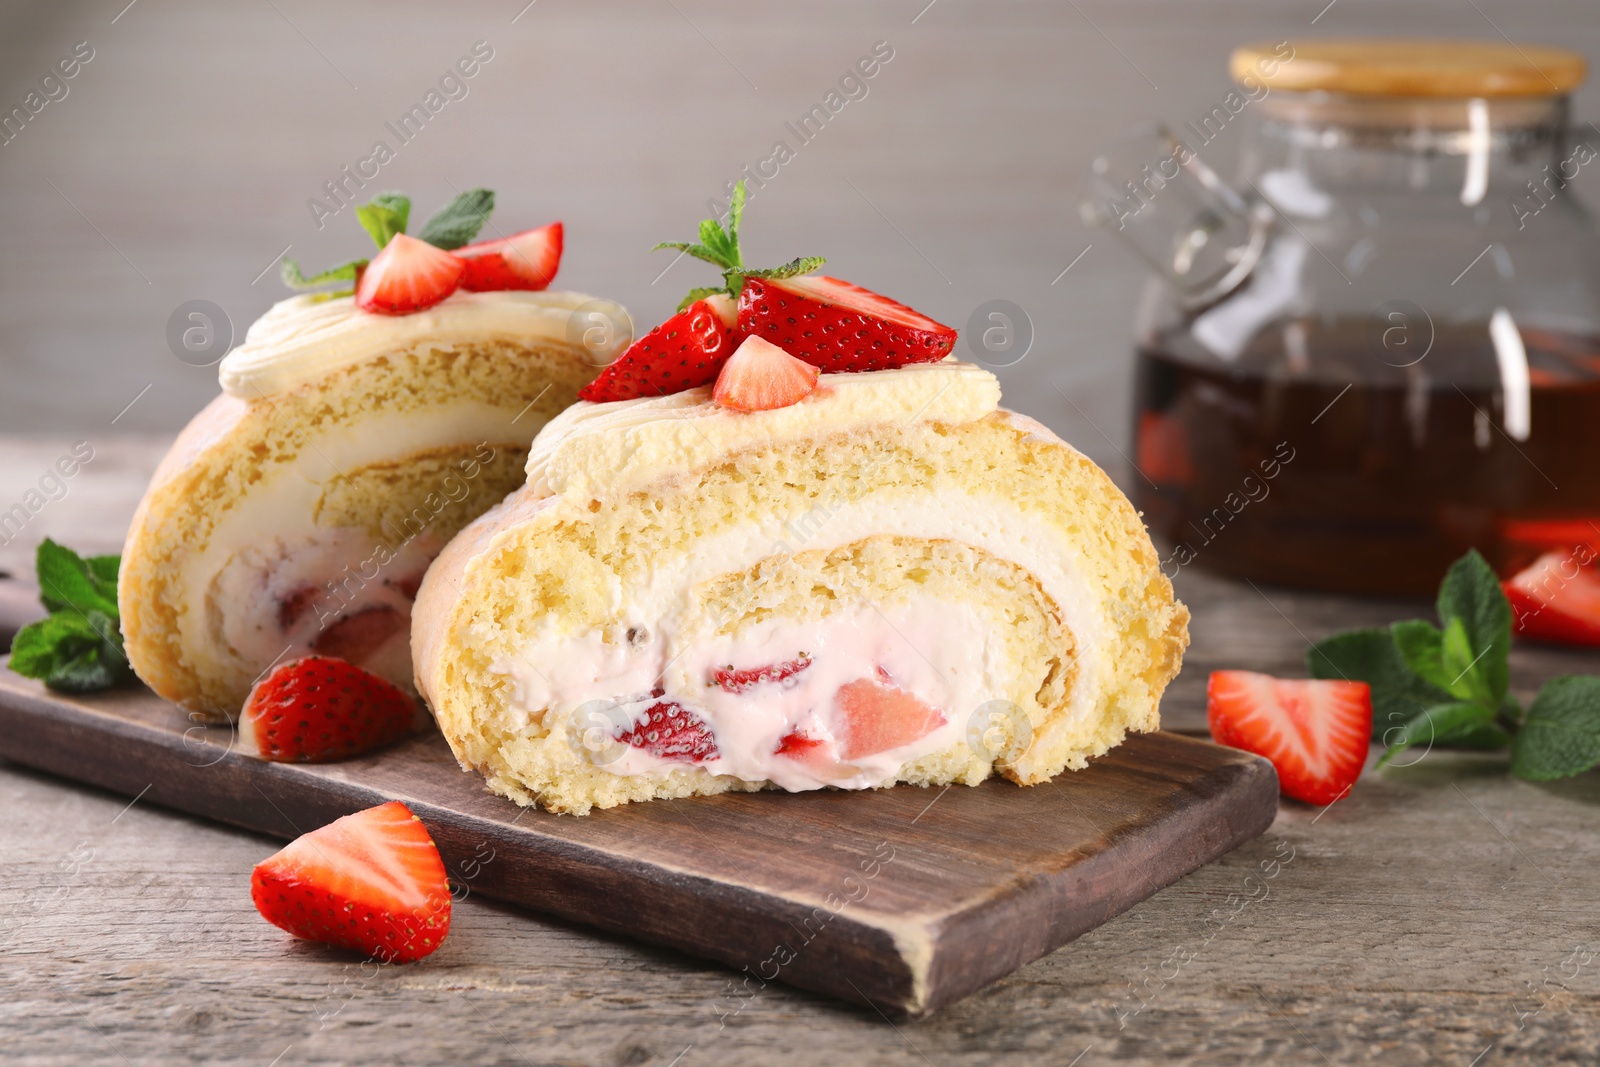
[742,256,826,281]
[1510,676,1600,780]
[1308,628,1454,735]
[417,188,493,250]
[652,240,732,269]
[356,193,410,250]
[10,609,129,692]
[1436,549,1511,704]
[86,554,119,589]
[281,257,364,291]
[1390,619,1449,690]
[1376,702,1505,768]
[37,539,118,617]
[677,286,727,312]
[696,218,738,268]
[726,179,746,253]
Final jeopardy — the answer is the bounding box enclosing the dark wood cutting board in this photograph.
[0,666,1277,1018]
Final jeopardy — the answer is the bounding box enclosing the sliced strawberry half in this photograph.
[251,800,450,963]
[711,653,812,693]
[241,655,415,763]
[578,295,738,403]
[834,677,947,760]
[1206,670,1372,806]
[355,233,465,315]
[713,336,820,412]
[456,222,563,292]
[1504,550,1600,646]
[617,700,720,763]
[738,275,957,373]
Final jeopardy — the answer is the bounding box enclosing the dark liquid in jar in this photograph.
[1132,319,1600,595]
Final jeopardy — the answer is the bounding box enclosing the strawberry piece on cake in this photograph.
[241,655,416,763]
[355,233,465,315]
[251,800,451,963]
[579,295,738,402]
[456,222,564,292]
[713,336,820,411]
[1206,670,1372,805]
[738,275,957,372]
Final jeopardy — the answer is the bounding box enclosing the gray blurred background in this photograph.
[2,0,1598,475]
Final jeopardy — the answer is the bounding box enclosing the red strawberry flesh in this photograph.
[713,335,820,412]
[355,233,465,315]
[251,800,451,963]
[1504,550,1600,646]
[579,299,737,402]
[711,653,812,693]
[456,222,563,292]
[311,606,408,664]
[738,275,956,373]
[1206,670,1372,806]
[617,700,719,763]
[241,655,415,763]
[834,677,947,760]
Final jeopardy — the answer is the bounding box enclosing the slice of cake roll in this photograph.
[121,288,630,717]
[413,358,1189,813]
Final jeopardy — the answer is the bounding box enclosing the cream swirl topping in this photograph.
[525,358,1001,497]
[219,290,633,399]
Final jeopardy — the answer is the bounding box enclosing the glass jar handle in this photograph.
[1080,121,1272,310]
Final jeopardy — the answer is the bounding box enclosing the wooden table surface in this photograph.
[3,435,1599,1066]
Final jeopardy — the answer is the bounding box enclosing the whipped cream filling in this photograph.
[491,481,1103,791]
[185,404,516,693]
[220,289,632,399]
[524,358,1001,497]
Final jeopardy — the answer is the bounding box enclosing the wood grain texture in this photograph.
[0,669,1277,1018]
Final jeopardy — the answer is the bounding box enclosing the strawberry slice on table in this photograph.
[1504,550,1600,646]
[455,222,563,292]
[251,800,451,963]
[578,295,738,403]
[617,700,720,763]
[241,655,415,763]
[713,336,820,412]
[834,676,948,760]
[738,275,958,373]
[1206,670,1373,806]
[710,653,812,693]
[355,233,466,315]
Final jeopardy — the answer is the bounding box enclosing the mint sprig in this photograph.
[1309,549,1600,779]
[652,180,825,311]
[281,187,496,296]
[9,539,132,693]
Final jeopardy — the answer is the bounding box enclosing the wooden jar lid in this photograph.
[1231,39,1586,96]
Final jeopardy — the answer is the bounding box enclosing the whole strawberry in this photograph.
[241,655,416,763]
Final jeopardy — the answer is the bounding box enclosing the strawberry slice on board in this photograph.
[1504,550,1600,646]
[617,700,720,763]
[355,233,466,315]
[738,275,957,373]
[713,336,820,412]
[456,222,563,292]
[251,800,451,963]
[578,295,738,403]
[834,676,948,760]
[240,655,416,763]
[1206,670,1372,806]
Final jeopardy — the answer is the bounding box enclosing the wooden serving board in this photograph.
[0,667,1277,1018]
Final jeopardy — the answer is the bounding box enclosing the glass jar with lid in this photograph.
[1082,40,1600,595]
